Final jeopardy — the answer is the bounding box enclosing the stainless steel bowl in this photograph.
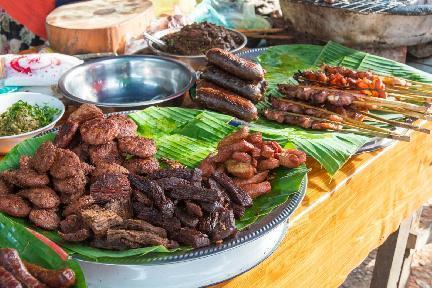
[58,55,196,110]
[148,27,247,70]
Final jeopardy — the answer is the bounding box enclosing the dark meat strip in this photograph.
[185,201,203,218]
[90,173,131,202]
[195,82,258,122]
[81,206,124,237]
[17,187,60,209]
[198,212,219,235]
[199,201,224,213]
[0,248,45,288]
[24,261,76,288]
[105,199,133,220]
[135,206,181,235]
[0,266,22,288]
[176,227,210,248]
[129,175,174,217]
[212,172,252,207]
[59,214,84,234]
[211,208,237,241]
[59,229,90,242]
[231,203,245,219]
[155,177,190,190]
[107,229,171,248]
[31,142,57,173]
[175,207,199,228]
[169,184,221,202]
[190,168,202,187]
[132,189,153,206]
[122,219,167,238]
[54,120,79,149]
[148,168,194,181]
[0,195,31,217]
[206,48,265,81]
[68,103,103,124]
[202,65,266,102]
[29,209,60,230]
[117,136,157,158]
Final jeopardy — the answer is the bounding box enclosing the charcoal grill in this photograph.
[281,0,432,47]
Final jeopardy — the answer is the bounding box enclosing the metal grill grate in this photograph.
[304,0,409,13]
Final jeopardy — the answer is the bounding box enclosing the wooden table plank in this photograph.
[215,121,432,288]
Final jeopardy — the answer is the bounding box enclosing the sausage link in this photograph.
[195,85,258,122]
[24,261,76,288]
[206,48,265,81]
[202,66,266,102]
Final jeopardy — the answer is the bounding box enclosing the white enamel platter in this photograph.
[38,109,307,288]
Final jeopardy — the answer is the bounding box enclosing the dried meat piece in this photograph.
[63,195,96,217]
[199,201,224,213]
[175,207,199,228]
[17,187,60,209]
[90,173,131,202]
[59,214,85,234]
[107,229,171,247]
[54,120,79,149]
[122,219,167,238]
[105,199,133,219]
[132,189,153,206]
[29,209,60,230]
[169,184,221,202]
[117,137,157,158]
[123,158,159,175]
[198,212,219,234]
[107,114,137,138]
[135,206,181,235]
[59,229,90,242]
[31,141,57,173]
[68,103,104,124]
[0,178,12,195]
[176,228,210,248]
[80,118,118,145]
[155,177,190,190]
[0,195,31,217]
[23,261,76,288]
[50,149,83,179]
[81,206,123,237]
[231,203,245,219]
[59,190,85,205]
[185,201,203,218]
[148,168,194,180]
[211,209,236,241]
[212,172,252,207]
[88,142,122,165]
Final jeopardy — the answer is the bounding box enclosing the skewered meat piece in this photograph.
[0,195,31,217]
[32,141,57,173]
[239,181,272,198]
[50,148,83,179]
[81,206,124,237]
[278,84,355,106]
[92,162,129,177]
[0,265,22,288]
[123,157,159,175]
[212,172,252,207]
[195,82,258,122]
[90,173,131,202]
[0,248,45,288]
[264,110,343,131]
[202,65,266,102]
[68,103,104,124]
[0,178,11,195]
[24,261,76,288]
[1,168,49,188]
[80,118,118,145]
[118,137,157,158]
[17,187,60,209]
[129,175,174,217]
[54,120,79,149]
[52,172,88,196]
[206,48,265,81]
[29,209,60,230]
[107,114,138,138]
[176,227,210,248]
[88,141,122,165]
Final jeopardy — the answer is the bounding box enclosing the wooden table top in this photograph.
[215,121,432,288]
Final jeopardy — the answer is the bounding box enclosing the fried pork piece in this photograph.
[117,136,157,158]
[225,160,255,179]
[52,172,87,195]
[88,141,122,165]
[1,169,49,188]
[80,118,118,145]
[217,127,249,148]
[257,158,279,171]
[239,181,272,198]
[107,114,137,138]
[63,195,96,217]
[68,103,104,124]
[92,162,129,178]
[17,187,60,209]
[106,229,172,248]
[81,206,124,237]
[233,171,269,185]
[50,149,83,179]
[0,194,31,217]
[277,149,307,168]
[123,157,159,175]
[0,178,11,195]
[31,141,57,173]
[54,120,79,148]
[29,209,60,230]
[90,173,131,202]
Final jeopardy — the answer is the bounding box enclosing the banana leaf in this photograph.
[0,213,86,288]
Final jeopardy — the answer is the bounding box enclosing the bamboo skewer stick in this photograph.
[274,110,410,142]
[275,98,411,136]
[360,112,430,134]
[371,106,432,121]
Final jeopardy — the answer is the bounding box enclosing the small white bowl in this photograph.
[0,92,65,154]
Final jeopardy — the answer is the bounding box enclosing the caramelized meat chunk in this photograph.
[123,157,159,175]
[107,114,137,138]
[29,209,60,230]
[80,118,118,145]
[17,187,60,209]
[0,195,31,217]
[176,228,210,248]
[277,149,307,168]
[239,181,272,198]
[50,149,83,179]
[54,120,79,148]
[88,141,122,165]
[81,206,123,237]
[32,142,57,173]
[68,103,104,124]
[118,136,157,158]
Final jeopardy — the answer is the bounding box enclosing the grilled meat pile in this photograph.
[0,248,76,288]
[195,48,267,122]
[200,127,306,198]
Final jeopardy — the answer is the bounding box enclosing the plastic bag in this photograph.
[188,0,271,30]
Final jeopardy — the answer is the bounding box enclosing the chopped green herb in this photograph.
[0,100,60,136]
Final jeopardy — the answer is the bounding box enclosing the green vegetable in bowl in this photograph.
[0,100,60,136]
